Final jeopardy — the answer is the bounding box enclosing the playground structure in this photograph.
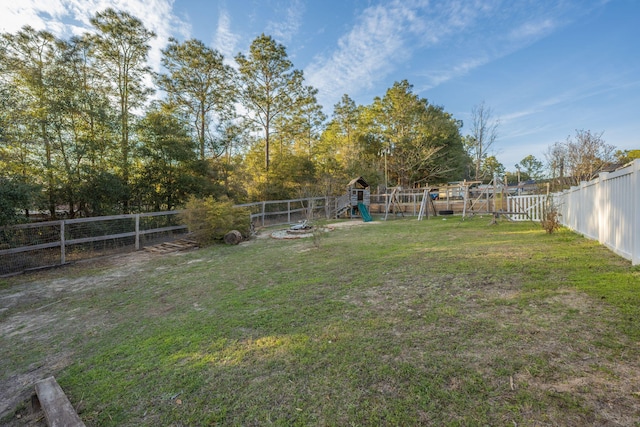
[334,177,373,221]
[373,176,547,221]
[331,174,547,222]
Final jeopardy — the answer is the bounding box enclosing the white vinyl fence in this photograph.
[553,159,640,265]
[507,194,547,222]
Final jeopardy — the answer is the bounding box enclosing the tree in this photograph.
[371,80,465,187]
[315,95,365,188]
[480,155,505,179]
[78,172,129,216]
[332,94,359,149]
[89,8,155,191]
[266,151,317,200]
[235,34,307,171]
[1,27,59,216]
[517,154,544,181]
[566,130,615,183]
[47,36,117,217]
[1,26,121,218]
[135,105,200,211]
[615,149,640,164]
[545,129,615,189]
[466,101,499,181]
[157,38,236,160]
[0,66,38,183]
[62,35,117,175]
[284,85,326,158]
[0,176,42,225]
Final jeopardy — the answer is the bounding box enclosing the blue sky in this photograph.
[2,0,638,170]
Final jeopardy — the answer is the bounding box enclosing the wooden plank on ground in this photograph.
[144,238,199,254]
[34,376,85,427]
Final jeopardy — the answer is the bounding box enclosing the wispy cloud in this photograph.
[306,1,415,107]
[0,0,64,34]
[306,0,499,109]
[0,0,189,71]
[502,73,640,127]
[419,56,490,91]
[213,8,240,61]
[306,0,596,111]
[266,0,303,44]
[509,18,557,41]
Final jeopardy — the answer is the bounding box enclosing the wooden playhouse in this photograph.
[335,176,372,220]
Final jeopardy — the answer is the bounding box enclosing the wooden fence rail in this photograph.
[1,200,330,276]
[1,211,187,276]
[9,171,633,276]
[236,197,330,227]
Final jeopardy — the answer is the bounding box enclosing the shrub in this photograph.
[0,176,42,226]
[180,196,251,245]
[541,198,561,234]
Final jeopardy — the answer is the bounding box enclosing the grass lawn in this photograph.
[1,216,640,426]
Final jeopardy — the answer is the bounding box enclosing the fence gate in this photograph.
[506,194,547,222]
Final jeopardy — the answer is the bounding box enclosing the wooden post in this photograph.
[35,376,86,427]
[446,186,450,210]
[60,221,66,265]
[486,185,490,213]
[135,214,140,250]
[462,185,468,219]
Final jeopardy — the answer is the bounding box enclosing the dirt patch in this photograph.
[0,250,159,422]
[267,220,380,239]
[0,352,73,427]
[270,227,328,239]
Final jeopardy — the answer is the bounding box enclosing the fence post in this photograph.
[325,196,329,219]
[262,202,266,227]
[60,220,66,265]
[287,201,291,223]
[633,159,640,265]
[135,214,140,250]
[412,193,416,216]
[597,173,608,245]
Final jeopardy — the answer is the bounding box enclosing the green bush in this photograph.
[181,196,251,245]
[0,176,42,226]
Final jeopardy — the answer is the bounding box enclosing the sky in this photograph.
[1,0,638,170]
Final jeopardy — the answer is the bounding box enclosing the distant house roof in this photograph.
[600,162,626,173]
[347,176,369,189]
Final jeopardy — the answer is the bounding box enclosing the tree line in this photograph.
[1,8,631,225]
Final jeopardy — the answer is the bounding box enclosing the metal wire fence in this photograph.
[0,211,187,276]
[1,197,350,276]
[237,197,330,227]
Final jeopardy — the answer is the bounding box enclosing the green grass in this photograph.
[2,216,640,426]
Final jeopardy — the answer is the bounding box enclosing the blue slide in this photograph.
[357,203,373,222]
